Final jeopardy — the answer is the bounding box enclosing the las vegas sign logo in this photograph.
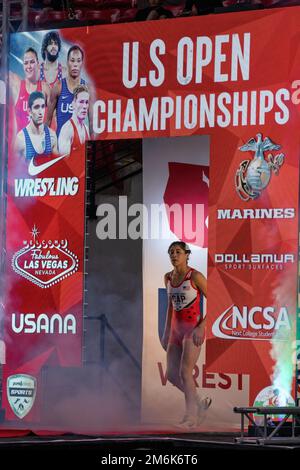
[12,226,79,289]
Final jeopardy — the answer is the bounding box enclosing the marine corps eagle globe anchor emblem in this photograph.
[235,133,285,201]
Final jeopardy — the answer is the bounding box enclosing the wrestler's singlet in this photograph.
[22,125,52,160]
[167,268,203,345]
[69,118,89,153]
[56,77,85,137]
[40,62,63,88]
[15,80,43,132]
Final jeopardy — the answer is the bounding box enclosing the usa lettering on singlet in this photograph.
[22,125,52,160]
[56,77,86,137]
[40,62,63,88]
[15,80,43,133]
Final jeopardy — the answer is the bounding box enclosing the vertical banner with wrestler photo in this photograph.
[2,31,90,423]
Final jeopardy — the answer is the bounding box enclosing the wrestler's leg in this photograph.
[166,342,184,392]
[180,337,201,418]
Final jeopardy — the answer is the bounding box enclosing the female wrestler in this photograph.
[162,241,211,429]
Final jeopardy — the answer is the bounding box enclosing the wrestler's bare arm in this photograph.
[46,80,61,127]
[42,81,51,107]
[14,130,25,158]
[191,270,207,298]
[191,270,207,335]
[58,120,73,156]
[162,273,173,350]
[49,128,59,155]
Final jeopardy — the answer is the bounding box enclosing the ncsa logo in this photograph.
[212,305,291,341]
[235,133,284,201]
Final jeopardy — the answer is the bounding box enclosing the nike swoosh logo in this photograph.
[28,154,67,176]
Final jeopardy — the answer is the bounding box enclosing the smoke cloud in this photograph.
[271,266,296,403]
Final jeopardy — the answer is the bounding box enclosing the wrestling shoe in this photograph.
[197,396,212,424]
[179,413,188,424]
[175,415,198,430]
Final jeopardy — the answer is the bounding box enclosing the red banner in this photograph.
[3,6,300,428]
[4,102,86,423]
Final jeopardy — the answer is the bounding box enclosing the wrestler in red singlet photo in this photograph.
[162,241,212,429]
[10,48,50,133]
[58,84,90,157]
